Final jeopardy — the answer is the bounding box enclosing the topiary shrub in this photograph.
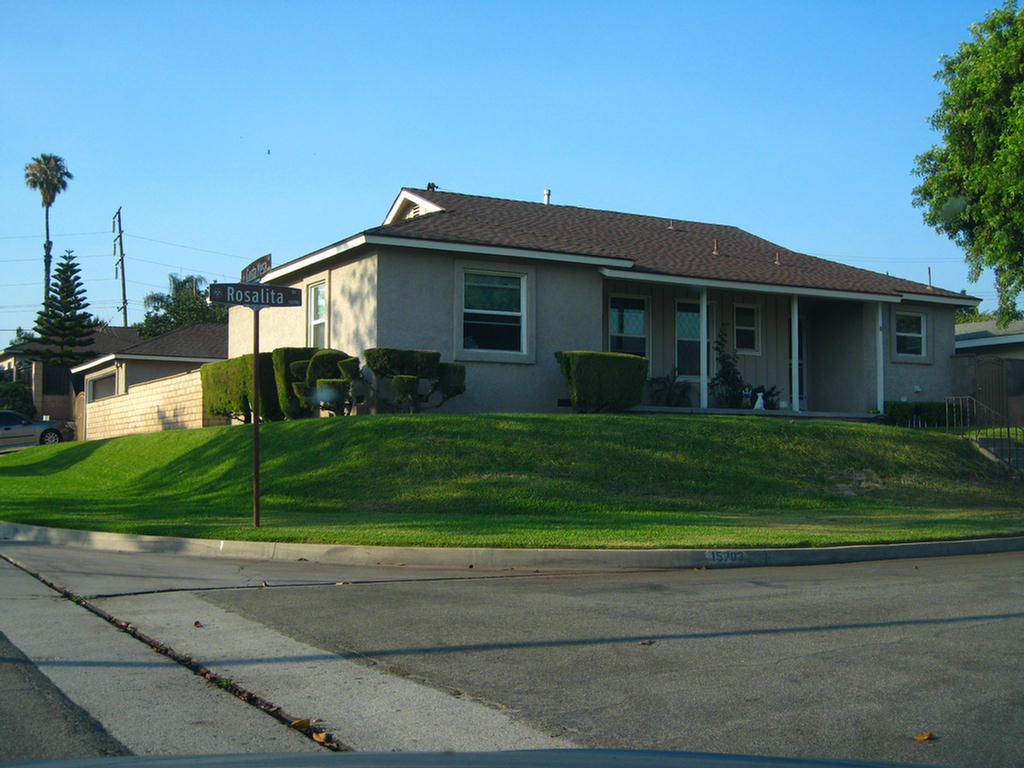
[555,350,649,412]
[364,348,441,379]
[201,353,280,422]
[432,362,466,403]
[363,347,464,412]
[315,378,349,415]
[272,347,318,419]
[0,380,36,418]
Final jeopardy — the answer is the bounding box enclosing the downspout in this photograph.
[790,296,800,412]
[699,288,709,409]
[876,302,885,414]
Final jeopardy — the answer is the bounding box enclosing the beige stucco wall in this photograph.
[229,256,379,358]
[377,247,603,412]
[883,301,957,406]
[83,369,227,440]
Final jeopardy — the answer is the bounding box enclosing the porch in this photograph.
[601,272,941,416]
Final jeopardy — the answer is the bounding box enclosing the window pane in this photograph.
[896,314,921,334]
[465,273,521,312]
[312,322,326,349]
[677,339,700,376]
[676,304,699,339]
[611,297,646,335]
[736,306,756,328]
[464,313,521,351]
[312,284,326,321]
[896,335,922,355]
[736,328,756,350]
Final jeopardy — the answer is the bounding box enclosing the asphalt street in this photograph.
[0,539,1021,766]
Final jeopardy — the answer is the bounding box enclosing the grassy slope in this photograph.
[0,414,1019,548]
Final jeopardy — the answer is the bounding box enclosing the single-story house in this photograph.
[953,319,1024,424]
[228,187,977,415]
[1,325,141,422]
[71,323,228,439]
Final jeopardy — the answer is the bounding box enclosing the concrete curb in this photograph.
[2,520,1022,570]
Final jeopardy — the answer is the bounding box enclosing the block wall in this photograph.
[85,369,227,440]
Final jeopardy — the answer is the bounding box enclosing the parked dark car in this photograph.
[0,410,74,450]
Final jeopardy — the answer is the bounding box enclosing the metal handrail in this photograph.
[945,395,1023,472]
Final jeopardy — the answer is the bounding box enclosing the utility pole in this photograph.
[112,207,128,327]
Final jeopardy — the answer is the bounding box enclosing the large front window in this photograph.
[609,296,647,356]
[308,281,326,348]
[463,272,523,351]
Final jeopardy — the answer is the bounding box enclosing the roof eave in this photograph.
[598,268,903,303]
[72,354,224,375]
[956,333,1024,349]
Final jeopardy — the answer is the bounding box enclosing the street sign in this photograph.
[208,278,302,528]
[209,282,302,308]
[240,254,271,284]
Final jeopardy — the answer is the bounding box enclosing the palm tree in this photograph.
[24,153,73,303]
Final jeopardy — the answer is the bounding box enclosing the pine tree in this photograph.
[31,249,97,367]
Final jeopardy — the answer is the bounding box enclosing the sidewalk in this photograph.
[3,520,1023,571]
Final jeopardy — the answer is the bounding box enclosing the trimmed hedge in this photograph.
[272,347,318,419]
[883,401,948,428]
[555,350,649,413]
[201,352,280,422]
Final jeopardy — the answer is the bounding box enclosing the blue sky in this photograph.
[0,0,1003,338]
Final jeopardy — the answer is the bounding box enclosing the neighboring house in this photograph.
[0,326,141,422]
[228,187,976,415]
[953,319,1024,424]
[71,323,228,439]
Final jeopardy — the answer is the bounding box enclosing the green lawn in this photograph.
[1,413,1020,548]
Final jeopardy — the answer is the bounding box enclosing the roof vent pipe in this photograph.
[544,189,551,205]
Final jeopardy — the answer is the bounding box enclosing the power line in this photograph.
[125,234,248,260]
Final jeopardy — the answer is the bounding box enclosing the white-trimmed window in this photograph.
[895,312,926,356]
[609,296,648,356]
[308,281,326,349]
[734,304,760,354]
[462,271,524,352]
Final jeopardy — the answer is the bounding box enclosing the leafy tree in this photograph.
[912,2,1024,325]
[30,249,97,367]
[137,274,227,338]
[955,306,998,323]
[0,381,36,417]
[24,153,73,302]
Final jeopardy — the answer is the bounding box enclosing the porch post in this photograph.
[699,287,709,409]
[790,296,800,412]
[876,302,885,414]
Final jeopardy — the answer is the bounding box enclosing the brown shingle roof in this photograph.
[118,323,227,359]
[364,188,970,301]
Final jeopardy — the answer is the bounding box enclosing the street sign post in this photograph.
[240,254,271,284]
[210,281,302,527]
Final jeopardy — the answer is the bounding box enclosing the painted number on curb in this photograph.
[705,550,750,564]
